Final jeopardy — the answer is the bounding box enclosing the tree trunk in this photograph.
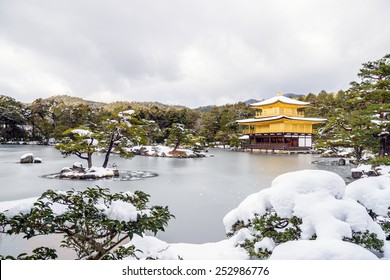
[31,122,36,140]
[387,136,390,155]
[379,137,386,157]
[354,146,363,161]
[174,140,180,151]
[102,131,116,168]
[87,153,93,169]
[102,141,114,168]
[379,135,390,157]
[5,123,9,141]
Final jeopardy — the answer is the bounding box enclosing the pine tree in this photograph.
[315,54,390,160]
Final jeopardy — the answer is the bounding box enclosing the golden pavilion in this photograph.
[237,92,326,152]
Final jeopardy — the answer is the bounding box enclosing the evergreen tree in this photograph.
[55,109,144,168]
[0,95,28,141]
[166,123,192,150]
[100,109,145,168]
[0,187,173,260]
[314,54,390,160]
[55,128,98,168]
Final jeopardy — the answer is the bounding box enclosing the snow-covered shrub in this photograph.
[228,211,302,258]
[224,170,387,259]
[191,142,204,154]
[368,156,390,167]
[0,187,173,260]
[346,176,390,240]
[0,247,58,260]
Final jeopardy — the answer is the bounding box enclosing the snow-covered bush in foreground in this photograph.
[0,187,173,260]
[223,170,388,259]
[346,176,390,241]
[123,170,390,260]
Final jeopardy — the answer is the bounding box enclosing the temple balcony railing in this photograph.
[255,111,305,118]
[241,143,311,150]
[241,129,314,135]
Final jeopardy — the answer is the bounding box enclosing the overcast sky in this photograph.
[0,0,389,108]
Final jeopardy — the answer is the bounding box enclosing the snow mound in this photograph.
[0,192,143,223]
[346,176,390,216]
[223,169,385,246]
[126,235,177,260]
[223,170,346,230]
[271,169,345,198]
[0,196,69,218]
[223,191,270,230]
[269,240,378,260]
[0,197,37,218]
[99,200,139,222]
[269,170,346,217]
[95,198,151,222]
[169,239,248,260]
[126,234,249,260]
[293,192,383,240]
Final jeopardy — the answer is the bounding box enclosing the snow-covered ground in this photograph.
[352,164,390,176]
[1,169,390,260]
[130,145,206,158]
[58,165,118,179]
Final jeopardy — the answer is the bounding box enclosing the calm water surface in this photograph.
[0,145,351,258]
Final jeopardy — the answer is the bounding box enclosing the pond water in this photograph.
[0,145,352,258]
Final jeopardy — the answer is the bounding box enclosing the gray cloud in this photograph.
[0,0,389,107]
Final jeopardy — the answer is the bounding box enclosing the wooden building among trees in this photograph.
[237,92,326,153]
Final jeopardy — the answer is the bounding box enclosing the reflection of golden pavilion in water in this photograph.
[237,92,326,153]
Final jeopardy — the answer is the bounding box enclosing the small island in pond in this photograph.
[44,162,158,181]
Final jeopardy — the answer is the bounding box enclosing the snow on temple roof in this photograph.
[236,115,327,123]
[250,95,310,107]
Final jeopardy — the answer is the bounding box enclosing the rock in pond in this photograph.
[20,153,34,164]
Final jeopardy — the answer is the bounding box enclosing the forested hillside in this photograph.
[0,94,254,148]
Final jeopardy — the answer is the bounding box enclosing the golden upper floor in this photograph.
[255,106,305,118]
[238,115,326,134]
[250,94,309,118]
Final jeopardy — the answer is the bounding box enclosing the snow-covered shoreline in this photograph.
[1,169,390,260]
[130,145,207,158]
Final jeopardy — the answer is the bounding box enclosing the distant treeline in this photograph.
[0,94,253,147]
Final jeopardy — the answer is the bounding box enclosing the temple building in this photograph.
[237,92,326,152]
